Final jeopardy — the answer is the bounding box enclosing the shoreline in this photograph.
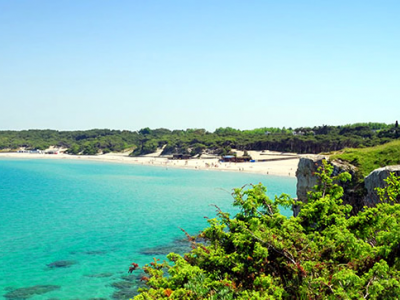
[0,152,300,177]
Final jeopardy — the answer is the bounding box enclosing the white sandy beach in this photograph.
[0,150,302,177]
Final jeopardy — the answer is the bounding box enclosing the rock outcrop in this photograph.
[364,165,400,205]
[296,156,325,205]
[295,156,400,216]
[294,156,324,216]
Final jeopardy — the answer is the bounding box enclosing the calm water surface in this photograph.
[0,159,296,299]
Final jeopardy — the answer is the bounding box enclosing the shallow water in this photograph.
[0,159,296,299]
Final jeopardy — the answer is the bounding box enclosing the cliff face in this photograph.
[294,156,324,216]
[294,157,400,216]
[364,165,400,205]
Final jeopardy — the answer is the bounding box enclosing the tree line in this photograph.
[0,122,398,156]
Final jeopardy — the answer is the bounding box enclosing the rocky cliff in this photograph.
[364,165,400,205]
[294,156,400,216]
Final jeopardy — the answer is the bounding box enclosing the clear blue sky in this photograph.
[1,0,399,131]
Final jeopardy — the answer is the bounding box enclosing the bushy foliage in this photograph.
[130,161,400,299]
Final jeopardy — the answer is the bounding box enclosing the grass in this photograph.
[330,140,400,177]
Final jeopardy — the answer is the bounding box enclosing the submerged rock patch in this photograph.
[111,288,139,300]
[111,281,134,290]
[110,278,142,300]
[4,285,60,300]
[139,238,191,256]
[140,236,206,256]
[85,272,113,278]
[47,260,77,268]
[120,274,139,282]
[84,250,107,255]
[70,250,107,256]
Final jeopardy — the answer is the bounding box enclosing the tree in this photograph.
[131,160,400,299]
[139,127,152,135]
[66,144,80,155]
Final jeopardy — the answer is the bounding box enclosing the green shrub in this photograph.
[131,160,400,299]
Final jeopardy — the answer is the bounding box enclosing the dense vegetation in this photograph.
[0,129,140,155]
[130,161,400,299]
[0,122,398,156]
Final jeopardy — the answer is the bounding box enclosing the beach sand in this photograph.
[0,150,301,177]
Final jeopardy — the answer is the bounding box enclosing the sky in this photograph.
[0,0,399,132]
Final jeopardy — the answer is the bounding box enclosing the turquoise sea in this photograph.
[0,159,296,300]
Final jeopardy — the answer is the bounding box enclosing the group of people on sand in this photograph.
[130,157,292,176]
[204,162,220,168]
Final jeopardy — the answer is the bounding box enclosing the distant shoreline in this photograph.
[0,152,301,177]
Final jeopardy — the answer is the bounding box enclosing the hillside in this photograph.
[330,140,400,177]
[0,122,398,157]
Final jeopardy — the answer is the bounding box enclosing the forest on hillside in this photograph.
[0,122,398,156]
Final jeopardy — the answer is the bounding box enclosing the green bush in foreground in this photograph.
[131,161,400,299]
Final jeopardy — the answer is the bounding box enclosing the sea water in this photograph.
[0,159,296,300]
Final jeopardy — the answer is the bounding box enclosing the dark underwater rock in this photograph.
[85,272,113,278]
[140,238,191,256]
[111,281,134,290]
[84,250,107,255]
[111,288,138,300]
[110,278,142,300]
[140,236,206,256]
[120,274,139,282]
[70,250,107,256]
[118,274,147,293]
[4,285,60,300]
[47,260,77,268]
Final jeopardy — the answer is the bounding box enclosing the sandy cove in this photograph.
[0,150,302,177]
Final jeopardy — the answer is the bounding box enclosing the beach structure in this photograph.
[45,150,59,154]
[17,149,43,154]
[220,155,252,163]
[172,154,191,160]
